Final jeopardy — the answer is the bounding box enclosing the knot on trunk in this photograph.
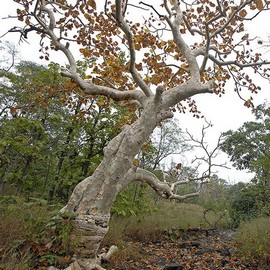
[71,213,110,259]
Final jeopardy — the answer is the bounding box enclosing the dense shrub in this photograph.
[228,183,258,227]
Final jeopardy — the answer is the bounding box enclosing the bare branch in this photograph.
[125,167,199,201]
[65,74,146,106]
[164,2,201,81]
[163,0,172,18]
[206,54,270,68]
[154,85,165,104]
[161,80,213,109]
[115,0,152,97]
[170,179,190,192]
[185,120,230,177]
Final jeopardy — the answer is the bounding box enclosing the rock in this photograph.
[220,258,230,267]
[179,241,200,248]
[163,262,183,270]
[152,257,167,266]
[195,247,214,255]
[220,249,231,256]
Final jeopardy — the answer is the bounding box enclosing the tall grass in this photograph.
[235,216,270,267]
[103,200,230,245]
[0,196,62,270]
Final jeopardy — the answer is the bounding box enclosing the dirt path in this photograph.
[107,229,259,270]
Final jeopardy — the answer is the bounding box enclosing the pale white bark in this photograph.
[170,179,190,192]
[125,167,200,200]
[115,0,153,97]
[165,1,201,81]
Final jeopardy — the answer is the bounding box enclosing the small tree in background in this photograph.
[221,103,270,220]
[2,0,270,268]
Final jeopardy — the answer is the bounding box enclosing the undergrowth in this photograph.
[235,216,270,268]
[0,196,74,270]
[103,200,230,245]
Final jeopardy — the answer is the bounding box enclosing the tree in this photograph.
[139,118,190,170]
[0,61,128,200]
[221,103,270,215]
[111,119,191,216]
[4,0,270,269]
[227,182,259,227]
[0,40,17,72]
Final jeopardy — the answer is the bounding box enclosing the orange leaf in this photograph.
[239,9,247,17]
[133,158,140,166]
[87,0,96,9]
[255,0,264,10]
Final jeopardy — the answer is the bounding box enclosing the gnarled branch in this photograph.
[114,0,152,97]
[125,167,200,201]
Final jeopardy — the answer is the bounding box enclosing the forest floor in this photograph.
[107,228,261,270]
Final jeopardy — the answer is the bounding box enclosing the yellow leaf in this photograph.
[133,158,140,166]
[134,43,141,50]
[181,63,188,69]
[96,100,105,107]
[84,13,91,20]
[25,17,30,25]
[255,0,264,10]
[159,41,167,47]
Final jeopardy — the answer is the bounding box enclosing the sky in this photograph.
[0,1,269,184]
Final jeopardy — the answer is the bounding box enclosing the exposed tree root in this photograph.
[48,245,118,270]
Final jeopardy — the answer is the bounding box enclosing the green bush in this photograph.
[235,216,270,267]
[111,183,155,217]
[228,184,258,227]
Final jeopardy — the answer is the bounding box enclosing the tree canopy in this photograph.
[8,0,270,111]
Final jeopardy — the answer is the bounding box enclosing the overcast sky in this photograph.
[1,1,269,183]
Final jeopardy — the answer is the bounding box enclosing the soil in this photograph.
[106,229,263,270]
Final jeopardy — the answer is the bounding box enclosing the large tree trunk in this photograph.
[60,102,164,268]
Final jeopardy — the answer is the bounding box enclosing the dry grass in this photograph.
[103,201,230,245]
[0,198,31,269]
[235,216,270,267]
[0,196,60,270]
[105,242,144,270]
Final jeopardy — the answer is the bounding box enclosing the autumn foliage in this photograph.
[12,0,270,113]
